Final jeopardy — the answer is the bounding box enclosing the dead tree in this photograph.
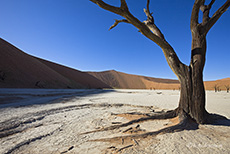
[214,84,219,92]
[88,0,230,139]
[225,85,230,93]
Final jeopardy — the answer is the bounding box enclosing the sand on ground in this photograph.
[0,89,229,154]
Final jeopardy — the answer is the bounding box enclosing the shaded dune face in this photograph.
[0,38,110,89]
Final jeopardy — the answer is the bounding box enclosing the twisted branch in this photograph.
[191,0,230,35]
[200,0,214,24]
[203,0,230,34]
[143,0,164,40]
[191,0,204,30]
[90,0,187,80]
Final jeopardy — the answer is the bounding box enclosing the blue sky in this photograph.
[0,0,229,81]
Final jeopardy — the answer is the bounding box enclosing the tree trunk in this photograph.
[178,72,208,123]
[178,31,208,124]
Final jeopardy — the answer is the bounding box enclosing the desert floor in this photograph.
[0,89,229,154]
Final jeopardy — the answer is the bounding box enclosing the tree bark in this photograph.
[177,13,209,123]
[177,59,207,123]
[190,31,208,123]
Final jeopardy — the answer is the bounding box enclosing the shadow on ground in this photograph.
[0,88,115,108]
[208,113,230,126]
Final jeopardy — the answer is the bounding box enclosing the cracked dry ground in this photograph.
[0,90,230,154]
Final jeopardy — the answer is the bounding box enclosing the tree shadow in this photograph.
[207,113,230,126]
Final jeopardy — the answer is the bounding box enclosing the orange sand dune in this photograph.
[88,70,180,89]
[0,38,110,89]
[89,70,230,91]
[204,78,230,91]
[0,38,229,90]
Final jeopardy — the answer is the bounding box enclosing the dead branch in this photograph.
[120,0,128,11]
[200,0,215,24]
[90,0,187,81]
[203,0,230,34]
[91,0,164,47]
[191,0,230,34]
[90,0,122,15]
[191,0,204,30]
[143,0,164,39]
[109,19,129,30]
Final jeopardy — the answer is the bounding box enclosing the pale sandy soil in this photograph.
[0,89,229,154]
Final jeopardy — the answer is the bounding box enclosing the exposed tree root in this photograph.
[81,108,178,135]
[112,111,151,117]
[80,107,229,153]
[89,114,198,143]
[122,124,146,134]
[81,104,228,153]
[86,113,198,153]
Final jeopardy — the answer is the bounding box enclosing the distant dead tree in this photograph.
[214,84,219,92]
[226,86,229,92]
[88,0,230,139]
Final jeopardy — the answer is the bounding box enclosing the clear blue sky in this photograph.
[0,0,229,81]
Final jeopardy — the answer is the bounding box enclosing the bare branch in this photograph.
[200,7,210,24]
[143,8,152,21]
[120,0,128,11]
[200,0,215,25]
[143,20,165,40]
[90,0,123,15]
[145,0,153,21]
[146,0,150,12]
[109,19,129,30]
[143,0,164,40]
[90,0,187,80]
[203,0,230,34]
[208,0,215,9]
[191,0,205,30]
[200,5,206,13]
[90,0,166,47]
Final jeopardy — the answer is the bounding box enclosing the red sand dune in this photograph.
[88,70,180,89]
[89,70,230,91]
[0,38,229,90]
[204,78,230,91]
[0,38,110,89]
